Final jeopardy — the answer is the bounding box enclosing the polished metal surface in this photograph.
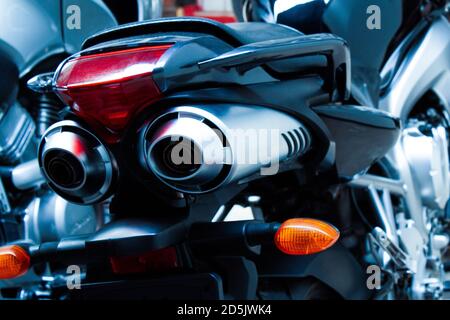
[350,174,406,196]
[26,72,54,94]
[380,17,450,119]
[0,102,35,164]
[402,124,450,210]
[38,120,117,204]
[141,105,311,193]
[11,159,45,190]
[367,15,450,299]
[380,16,450,239]
[137,0,163,21]
[24,192,101,243]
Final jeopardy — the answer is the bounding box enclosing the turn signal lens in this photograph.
[275,218,339,255]
[0,245,30,279]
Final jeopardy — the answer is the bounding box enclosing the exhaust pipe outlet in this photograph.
[140,105,311,193]
[38,120,117,204]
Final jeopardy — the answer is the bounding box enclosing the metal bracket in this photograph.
[370,227,411,271]
[0,178,11,214]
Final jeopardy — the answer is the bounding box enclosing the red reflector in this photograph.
[110,247,179,275]
[54,45,171,142]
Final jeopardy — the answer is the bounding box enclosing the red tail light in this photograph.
[54,45,171,142]
[109,247,179,275]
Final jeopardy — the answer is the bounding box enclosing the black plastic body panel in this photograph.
[197,33,350,100]
[256,242,371,300]
[29,218,188,265]
[324,0,402,72]
[0,45,19,108]
[277,0,328,34]
[314,105,400,177]
[323,0,403,108]
[69,273,224,300]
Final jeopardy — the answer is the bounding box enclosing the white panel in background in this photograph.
[224,205,254,222]
[200,0,232,12]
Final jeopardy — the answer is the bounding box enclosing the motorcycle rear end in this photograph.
[0,17,400,300]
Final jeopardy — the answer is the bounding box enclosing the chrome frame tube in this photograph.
[350,174,402,245]
[137,0,163,21]
[11,159,45,191]
[350,174,406,196]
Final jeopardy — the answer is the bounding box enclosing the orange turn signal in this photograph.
[275,218,339,255]
[0,245,30,279]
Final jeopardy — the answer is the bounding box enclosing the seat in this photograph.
[227,22,305,44]
[227,22,328,72]
[83,17,327,74]
[84,17,301,48]
[0,47,19,108]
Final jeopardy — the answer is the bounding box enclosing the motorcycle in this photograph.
[0,9,402,298]
[1,0,445,300]
[0,0,162,299]
[238,0,450,299]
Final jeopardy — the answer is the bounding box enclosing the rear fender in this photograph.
[256,242,371,300]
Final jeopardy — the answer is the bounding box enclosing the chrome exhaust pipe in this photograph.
[11,159,45,190]
[38,120,117,204]
[140,105,311,193]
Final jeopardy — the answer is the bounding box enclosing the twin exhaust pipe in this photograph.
[38,121,117,204]
[140,105,311,193]
[38,105,311,202]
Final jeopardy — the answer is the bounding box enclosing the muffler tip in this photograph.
[149,137,202,179]
[43,150,85,189]
[38,120,117,205]
[141,113,227,193]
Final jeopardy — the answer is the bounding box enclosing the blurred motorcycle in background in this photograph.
[237,0,450,299]
[0,0,162,299]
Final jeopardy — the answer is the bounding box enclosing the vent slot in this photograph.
[282,127,309,158]
[288,131,299,155]
[282,133,293,157]
[298,126,310,151]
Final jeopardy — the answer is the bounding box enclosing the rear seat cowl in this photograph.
[82,17,246,49]
[82,17,327,74]
[82,17,306,49]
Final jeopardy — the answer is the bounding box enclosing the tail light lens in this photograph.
[54,45,171,142]
[275,218,339,255]
[0,245,30,279]
[109,247,179,275]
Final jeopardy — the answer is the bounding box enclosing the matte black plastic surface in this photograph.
[257,242,371,300]
[314,105,400,176]
[0,47,19,107]
[70,273,224,300]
